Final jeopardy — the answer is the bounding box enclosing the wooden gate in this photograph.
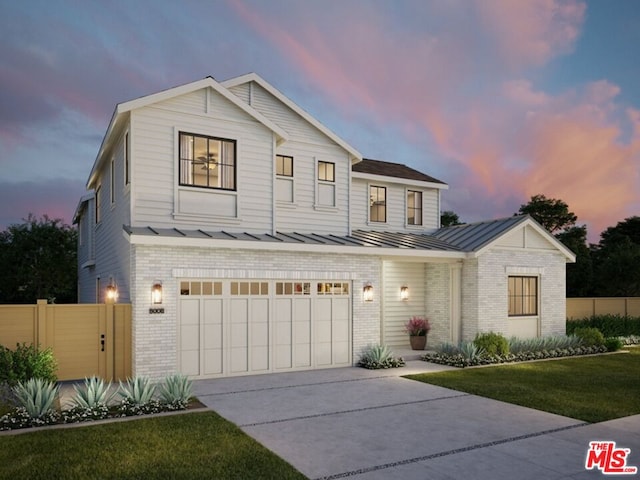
[0,300,131,381]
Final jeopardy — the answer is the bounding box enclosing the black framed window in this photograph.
[276,155,293,177]
[370,185,386,222]
[508,276,538,316]
[318,161,335,182]
[179,132,236,190]
[407,190,422,225]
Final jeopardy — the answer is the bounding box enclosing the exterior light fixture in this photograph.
[105,280,118,303]
[363,283,374,302]
[151,281,163,304]
[400,285,409,301]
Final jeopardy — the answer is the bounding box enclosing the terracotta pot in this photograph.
[409,335,427,350]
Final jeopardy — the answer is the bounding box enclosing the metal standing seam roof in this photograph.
[432,215,529,251]
[124,216,531,253]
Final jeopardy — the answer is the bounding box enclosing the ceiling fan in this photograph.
[195,152,218,170]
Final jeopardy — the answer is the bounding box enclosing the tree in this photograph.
[0,215,77,304]
[440,210,463,227]
[517,194,577,234]
[556,226,593,297]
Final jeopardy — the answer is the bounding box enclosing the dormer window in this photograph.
[179,132,236,191]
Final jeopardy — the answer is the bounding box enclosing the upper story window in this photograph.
[276,155,293,177]
[110,158,115,205]
[369,185,386,222]
[316,160,336,207]
[508,276,538,316]
[95,185,101,224]
[318,161,335,182]
[407,190,422,225]
[179,132,236,191]
[124,132,130,186]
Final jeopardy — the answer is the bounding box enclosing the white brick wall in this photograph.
[130,245,381,378]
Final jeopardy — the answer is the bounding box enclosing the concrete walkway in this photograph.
[193,361,640,480]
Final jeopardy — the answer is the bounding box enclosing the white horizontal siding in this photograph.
[130,88,275,233]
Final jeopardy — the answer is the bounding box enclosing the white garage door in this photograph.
[179,280,351,378]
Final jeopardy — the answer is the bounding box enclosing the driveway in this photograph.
[193,361,640,479]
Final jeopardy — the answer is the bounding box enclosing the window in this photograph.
[95,185,101,224]
[407,190,422,225]
[179,132,236,190]
[508,276,538,316]
[369,186,386,222]
[318,161,335,182]
[124,132,130,186]
[276,155,293,177]
[110,158,115,205]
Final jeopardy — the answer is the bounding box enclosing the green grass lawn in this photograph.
[406,348,640,423]
[0,411,305,480]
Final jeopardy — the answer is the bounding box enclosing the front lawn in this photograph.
[0,411,305,480]
[406,348,640,423]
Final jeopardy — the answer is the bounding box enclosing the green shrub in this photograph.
[604,337,624,352]
[13,378,59,419]
[508,335,583,353]
[567,315,640,337]
[474,332,509,356]
[572,327,605,347]
[158,374,193,410]
[0,343,57,386]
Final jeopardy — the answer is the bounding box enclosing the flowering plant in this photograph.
[404,316,431,336]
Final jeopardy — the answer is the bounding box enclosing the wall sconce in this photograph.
[151,281,163,304]
[105,280,118,303]
[400,285,409,301]
[363,283,374,302]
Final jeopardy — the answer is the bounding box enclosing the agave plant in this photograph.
[72,376,116,409]
[12,378,59,419]
[118,376,156,405]
[358,344,405,369]
[157,374,193,408]
[458,341,485,361]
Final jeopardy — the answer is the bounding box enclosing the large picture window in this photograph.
[370,185,386,222]
[179,132,236,190]
[508,276,538,316]
[407,190,422,225]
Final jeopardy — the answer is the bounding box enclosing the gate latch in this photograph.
[100,334,105,352]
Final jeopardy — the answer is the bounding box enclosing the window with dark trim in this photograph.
[370,185,387,222]
[407,190,422,225]
[508,276,538,316]
[110,158,115,205]
[124,132,130,186]
[318,161,335,182]
[276,155,293,177]
[95,185,101,224]
[179,132,236,190]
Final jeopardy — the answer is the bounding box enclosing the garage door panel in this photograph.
[315,298,332,321]
[294,344,311,367]
[251,322,268,347]
[275,345,292,369]
[230,323,248,348]
[333,341,350,364]
[251,346,269,371]
[204,349,222,375]
[230,348,248,373]
[315,320,332,343]
[181,350,199,376]
[294,320,310,344]
[315,342,332,366]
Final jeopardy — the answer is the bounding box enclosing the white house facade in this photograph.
[75,73,575,379]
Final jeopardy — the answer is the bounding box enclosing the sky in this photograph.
[0,0,638,242]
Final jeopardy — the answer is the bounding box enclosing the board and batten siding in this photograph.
[382,261,427,348]
[130,88,276,233]
[350,179,440,233]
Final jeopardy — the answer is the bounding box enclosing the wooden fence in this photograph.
[567,297,640,320]
[0,300,131,381]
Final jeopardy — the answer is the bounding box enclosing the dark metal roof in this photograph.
[432,215,529,252]
[353,158,446,185]
[124,217,533,254]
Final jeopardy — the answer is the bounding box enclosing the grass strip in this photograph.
[0,411,306,480]
[406,349,640,423]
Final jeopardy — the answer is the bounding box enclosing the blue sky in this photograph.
[0,0,638,242]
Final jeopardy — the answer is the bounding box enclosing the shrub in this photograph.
[13,378,59,419]
[358,344,405,369]
[0,343,57,386]
[573,327,605,347]
[459,341,486,361]
[158,374,193,410]
[404,316,431,336]
[508,335,583,354]
[567,315,640,337]
[604,337,623,352]
[118,376,161,415]
[474,332,509,356]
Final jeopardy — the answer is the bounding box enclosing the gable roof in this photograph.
[86,76,289,189]
[433,215,576,261]
[352,158,447,186]
[222,73,362,162]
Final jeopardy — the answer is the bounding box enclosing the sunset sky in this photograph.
[1,0,638,242]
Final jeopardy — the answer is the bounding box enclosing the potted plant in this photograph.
[404,316,431,350]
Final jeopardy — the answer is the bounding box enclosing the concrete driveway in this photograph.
[193,361,640,479]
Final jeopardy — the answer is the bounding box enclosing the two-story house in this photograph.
[74,73,575,379]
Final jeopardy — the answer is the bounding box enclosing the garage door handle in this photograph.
[100,334,105,352]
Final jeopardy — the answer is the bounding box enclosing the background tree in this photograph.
[591,217,640,296]
[516,194,577,234]
[440,210,463,227]
[0,215,77,304]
